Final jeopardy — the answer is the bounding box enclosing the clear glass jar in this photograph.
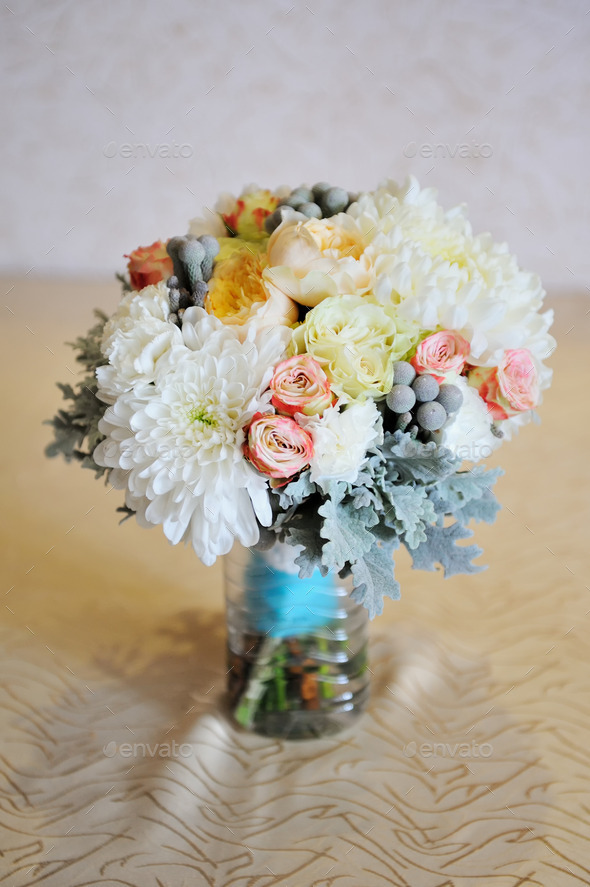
[224,540,370,739]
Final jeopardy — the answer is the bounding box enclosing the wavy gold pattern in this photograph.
[1,623,588,887]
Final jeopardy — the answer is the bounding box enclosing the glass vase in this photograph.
[224,540,370,739]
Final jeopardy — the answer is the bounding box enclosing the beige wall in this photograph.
[1,0,588,291]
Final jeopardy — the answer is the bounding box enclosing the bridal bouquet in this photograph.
[47,178,554,618]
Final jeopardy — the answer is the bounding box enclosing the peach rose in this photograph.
[125,241,174,291]
[411,330,470,381]
[244,413,314,479]
[468,348,539,420]
[270,355,334,418]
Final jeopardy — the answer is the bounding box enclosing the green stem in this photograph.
[318,635,334,699]
[233,635,284,729]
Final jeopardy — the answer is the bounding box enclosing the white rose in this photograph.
[436,376,500,463]
[300,399,383,491]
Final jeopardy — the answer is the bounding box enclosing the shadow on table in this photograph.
[98,619,556,884]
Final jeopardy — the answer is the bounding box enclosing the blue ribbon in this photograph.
[244,550,338,638]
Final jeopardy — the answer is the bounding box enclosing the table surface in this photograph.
[1,277,588,887]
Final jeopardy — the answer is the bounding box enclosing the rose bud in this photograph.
[270,355,334,418]
[468,348,540,420]
[411,330,471,382]
[125,240,174,291]
[244,413,314,480]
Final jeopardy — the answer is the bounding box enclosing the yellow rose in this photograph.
[264,215,372,307]
[206,247,298,330]
[290,294,418,400]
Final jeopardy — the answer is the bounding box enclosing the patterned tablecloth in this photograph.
[1,279,588,887]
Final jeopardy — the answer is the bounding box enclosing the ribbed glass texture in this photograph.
[225,541,370,739]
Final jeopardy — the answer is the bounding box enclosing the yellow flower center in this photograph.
[187,405,218,427]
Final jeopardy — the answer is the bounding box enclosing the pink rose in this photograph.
[411,330,471,381]
[468,349,539,420]
[270,355,334,418]
[125,240,174,291]
[244,413,314,480]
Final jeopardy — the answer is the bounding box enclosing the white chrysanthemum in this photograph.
[300,399,383,491]
[93,308,291,565]
[348,177,555,394]
[436,377,500,463]
[96,282,182,403]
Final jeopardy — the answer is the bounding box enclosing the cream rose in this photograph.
[270,355,333,417]
[468,348,539,420]
[263,214,372,307]
[290,294,418,401]
[244,412,314,479]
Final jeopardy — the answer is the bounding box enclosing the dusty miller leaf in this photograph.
[383,484,437,550]
[349,484,383,510]
[350,532,401,619]
[382,431,458,485]
[284,514,328,579]
[275,470,317,510]
[433,466,503,515]
[45,311,110,476]
[318,495,377,573]
[455,491,501,525]
[408,522,485,577]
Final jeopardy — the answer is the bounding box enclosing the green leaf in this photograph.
[408,522,485,577]
[45,312,110,476]
[115,271,133,293]
[67,310,109,370]
[56,382,76,400]
[116,504,136,523]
